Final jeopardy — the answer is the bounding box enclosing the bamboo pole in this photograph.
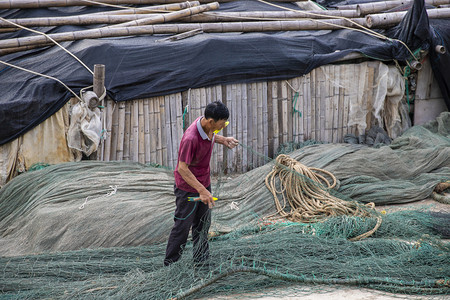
[116,101,126,161]
[123,101,131,160]
[138,100,145,163]
[0,18,368,50]
[89,1,200,14]
[435,45,446,54]
[0,0,301,9]
[0,0,214,9]
[366,7,450,28]
[0,43,54,56]
[336,4,359,10]
[0,28,19,33]
[241,83,248,172]
[159,96,167,167]
[103,99,113,161]
[155,97,162,166]
[108,2,219,27]
[132,100,139,161]
[357,0,450,16]
[155,28,203,42]
[0,14,166,28]
[179,9,361,22]
[109,101,119,160]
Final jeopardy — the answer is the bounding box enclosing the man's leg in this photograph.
[164,187,198,266]
[192,186,211,263]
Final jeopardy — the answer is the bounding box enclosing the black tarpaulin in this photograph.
[0,0,449,145]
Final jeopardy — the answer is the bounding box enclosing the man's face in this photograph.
[212,119,228,133]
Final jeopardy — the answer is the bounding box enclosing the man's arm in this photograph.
[215,135,239,149]
[178,161,215,208]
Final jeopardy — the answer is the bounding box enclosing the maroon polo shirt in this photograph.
[174,116,215,193]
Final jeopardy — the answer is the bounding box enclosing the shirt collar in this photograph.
[197,117,211,140]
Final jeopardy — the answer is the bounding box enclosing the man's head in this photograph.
[204,101,229,122]
[204,101,229,134]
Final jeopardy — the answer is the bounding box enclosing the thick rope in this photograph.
[432,180,450,204]
[265,154,381,241]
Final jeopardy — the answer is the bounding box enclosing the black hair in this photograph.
[204,101,229,121]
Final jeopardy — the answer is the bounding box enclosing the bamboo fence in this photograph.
[98,61,387,175]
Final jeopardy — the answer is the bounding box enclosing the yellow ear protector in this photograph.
[213,121,229,134]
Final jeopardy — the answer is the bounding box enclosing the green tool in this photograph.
[188,197,218,202]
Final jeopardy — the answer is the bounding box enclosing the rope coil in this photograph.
[265,154,381,241]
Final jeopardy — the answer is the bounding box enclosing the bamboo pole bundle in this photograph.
[0,2,202,28]
[357,0,450,16]
[108,2,219,27]
[0,18,368,50]
[179,9,361,23]
[366,7,450,28]
[0,0,300,9]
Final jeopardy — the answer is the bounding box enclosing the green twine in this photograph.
[182,105,189,130]
[292,92,302,118]
[28,163,50,172]
[404,48,421,112]
[404,66,411,112]
[174,201,197,221]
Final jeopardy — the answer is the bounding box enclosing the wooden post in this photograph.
[93,64,105,102]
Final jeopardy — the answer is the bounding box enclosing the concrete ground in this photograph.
[208,285,448,300]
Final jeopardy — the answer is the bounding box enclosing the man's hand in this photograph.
[224,137,239,149]
[199,189,215,208]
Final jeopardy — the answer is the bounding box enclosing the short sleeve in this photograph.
[178,136,196,166]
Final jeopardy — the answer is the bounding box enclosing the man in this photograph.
[164,101,238,266]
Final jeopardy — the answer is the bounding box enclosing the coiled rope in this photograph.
[265,154,381,241]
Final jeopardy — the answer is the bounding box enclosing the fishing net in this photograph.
[0,112,449,298]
